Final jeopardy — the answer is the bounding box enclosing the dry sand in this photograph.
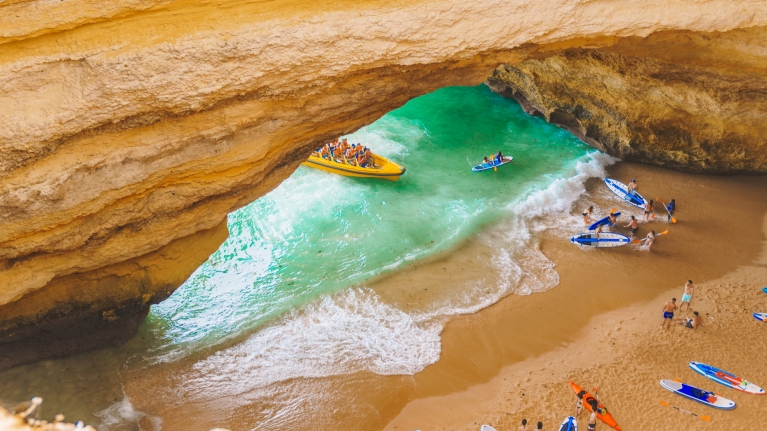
[382,162,767,431]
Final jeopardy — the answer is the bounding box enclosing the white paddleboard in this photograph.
[690,362,765,395]
[754,313,767,322]
[660,379,736,410]
[480,426,498,431]
[570,232,630,248]
[604,178,647,210]
[558,416,578,431]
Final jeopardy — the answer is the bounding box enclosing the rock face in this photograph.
[486,28,767,173]
[1,0,767,368]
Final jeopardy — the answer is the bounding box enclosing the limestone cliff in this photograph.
[486,28,767,172]
[1,0,767,368]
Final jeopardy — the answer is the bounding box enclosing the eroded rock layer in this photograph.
[486,28,767,173]
[1,0,767,368]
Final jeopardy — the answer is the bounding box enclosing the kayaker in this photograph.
[624,216,639,239]
[627,179,638,196]
[582,206,594,224]
[645,230,656,250]
[517,419,528,431]
[666,199,676,221]
[661,298,677,330]
[495,151,505,164]
[483,156,490,165]
[643,200,655,222]
[679,280,695,311]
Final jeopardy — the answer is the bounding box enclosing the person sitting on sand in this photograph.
[644,230,656,250]
[661,298,678,330]
[643,199,655,222]
[624,216,639,239]
[582,206,594,224]
[518,419,528,431]
[627,179,638,196]
[666,199,676,221]
[679,280,695,311]
[535,421,545,431]
[677,311,703,330]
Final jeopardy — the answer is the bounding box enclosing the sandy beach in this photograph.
[383,162,767,431]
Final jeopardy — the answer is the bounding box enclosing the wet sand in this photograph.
[383,162,767,431]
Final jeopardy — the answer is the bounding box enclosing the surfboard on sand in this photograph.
[689,362,765,394]
[588,212,621,231]
[569,381,621,430]
[660,379,736,410]
[570,232,630,248]
[754,313,767,322]
[480,425,498,431]
[604,178,647,210]
[762,287,767,294]
[472,156,513,172]
[558,416,578,431]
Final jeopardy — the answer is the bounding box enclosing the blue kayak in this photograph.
[588,212,621,231]
[604,178,647,210]
[472,156,513,172]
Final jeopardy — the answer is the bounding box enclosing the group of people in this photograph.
[315,138,375,168]
[483,151,509,165]
[515,419,546,431]
[661,280,702,330]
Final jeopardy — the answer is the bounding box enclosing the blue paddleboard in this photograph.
[588,212,621,231]
[472,156,513,172]
[660,380,736,410]
[689,362,765,394]
[558,416,578,431]
[604,178,647,209]
[570,232,630,248]
[754,313,767,322]
[762,287,767,294]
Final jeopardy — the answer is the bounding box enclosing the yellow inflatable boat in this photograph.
[302,153,406,181]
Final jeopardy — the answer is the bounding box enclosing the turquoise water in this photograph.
[134,84,596,364]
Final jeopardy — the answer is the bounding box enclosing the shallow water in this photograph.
[0,85,615,429]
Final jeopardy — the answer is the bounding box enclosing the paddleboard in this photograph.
[690,362,765,395]
[569,381,621,430]
[588,212,621,230]
[754,313,767,322]
[480,426,498,431]
[472,156,513,172]
[558,416,578,431]
[762,287,767,294]
[660,380,736,410]
[570,232,630,248]
[604,178,647,210]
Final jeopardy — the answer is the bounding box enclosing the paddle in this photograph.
[659,199,677,224]
[659,400,711,422]
[632,230,669,244]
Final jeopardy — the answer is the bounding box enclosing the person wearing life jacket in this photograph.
[666,199,676,221]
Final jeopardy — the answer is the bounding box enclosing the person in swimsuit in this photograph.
[624,216,639,239]
[587,410,598,430]
[627,179,638,196]
[496,151,505,164]
[607,212,618,231]
[667,199,676,221]
[643,200,655,222]
[535,421,545,431]
[595,224,605,240]
[644,230,656,250]
[483,156,490,165]
[661,298,678,330]
[518,419,529,431]
[679,280,694,311]
[582,206,594,225]
[677,311,703,330]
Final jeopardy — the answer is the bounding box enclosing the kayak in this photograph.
[604,178,647,210]
[558,416,578,431]
[689,362,765,395]
[472,156,513,172]
[570,232,630,248]
[302,153,405,181]
[588,212,621,231]
[754,313,767,322]
[660,379,736,410]
[480,426,498,431]
[569,381,621,430]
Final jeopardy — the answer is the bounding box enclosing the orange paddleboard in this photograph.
[569,380,621,430]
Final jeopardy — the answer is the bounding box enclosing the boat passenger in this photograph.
[483,156,490,165]
[364,149,375,168]
[357,152,368,168]
[495,151,505,164]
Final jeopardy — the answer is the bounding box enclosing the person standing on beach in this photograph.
[535,421,545,431]
[587,410,598,431]
[679,280,695,312]
[661,298,678,329]
[583,206,594,225]
[666,199,676,221]
[643,200,655,222]
[624,216,639,239]
[518,419,529,431]
[644,230,656,250]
